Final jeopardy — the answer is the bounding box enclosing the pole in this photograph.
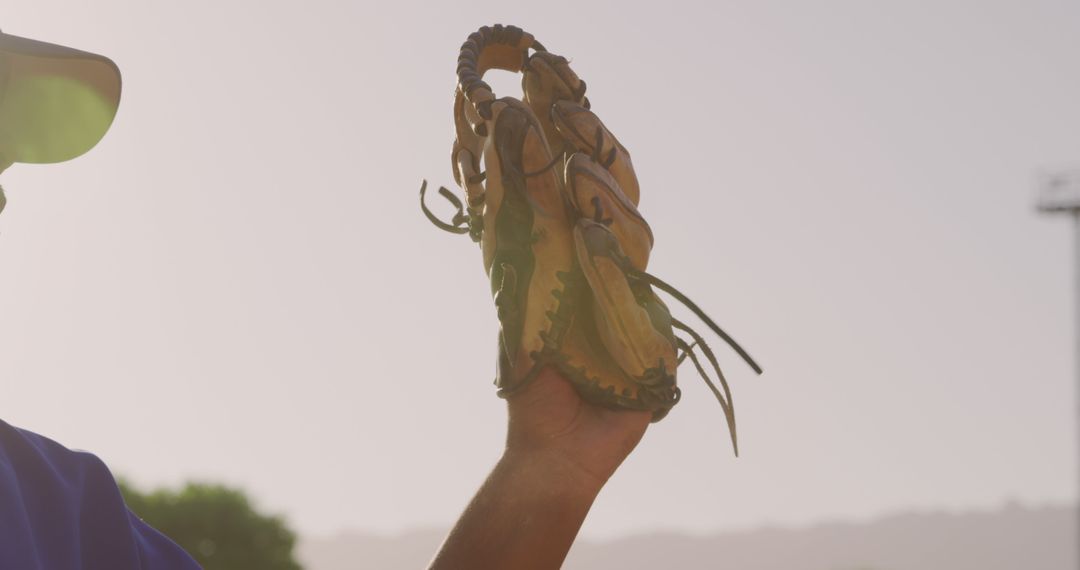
[1035,169,1080,569]
[1074,212,1080,570]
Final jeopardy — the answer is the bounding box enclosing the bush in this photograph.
[119,480,302,570]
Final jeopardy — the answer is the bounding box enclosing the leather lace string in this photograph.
[630,269,763,375]
[419,180,470,235]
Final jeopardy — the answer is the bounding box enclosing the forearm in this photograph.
[428,448,603,570]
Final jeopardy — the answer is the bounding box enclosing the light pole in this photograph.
[1036,168,1080,568]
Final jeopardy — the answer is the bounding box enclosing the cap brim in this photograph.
[0,32,122,164]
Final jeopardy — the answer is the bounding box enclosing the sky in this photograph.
[1,0,1078,540]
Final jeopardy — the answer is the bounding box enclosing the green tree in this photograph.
[118,480,302,570]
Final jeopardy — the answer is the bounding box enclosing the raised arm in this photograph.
[428,366,650,570]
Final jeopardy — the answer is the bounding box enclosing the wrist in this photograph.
[500,445,608,500]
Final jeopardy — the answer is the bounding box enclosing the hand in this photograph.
[429,368,650,570]
[504,366,652,491]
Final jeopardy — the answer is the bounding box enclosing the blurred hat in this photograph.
[0,29,122,166]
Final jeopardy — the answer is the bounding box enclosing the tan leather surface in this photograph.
[476,41,529,76]
[574,221,676,379]
[502,101,575,377]
[558,303,645,406]
[565,153,653,271]
[434,25,760,449]
[552,101,640,206]
[447,25,680,416]
[523,52,585,155]
[478,100,509,273]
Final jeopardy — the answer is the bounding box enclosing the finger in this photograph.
[565,153,653,272]
[552,101,640,206]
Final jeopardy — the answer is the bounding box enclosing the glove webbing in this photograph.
[457,24,546,122]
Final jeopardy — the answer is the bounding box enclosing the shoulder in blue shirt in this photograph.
[0,419,200,570]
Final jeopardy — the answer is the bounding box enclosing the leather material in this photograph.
[424,25,763,452]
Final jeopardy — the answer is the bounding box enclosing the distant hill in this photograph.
[297,503,1077,570]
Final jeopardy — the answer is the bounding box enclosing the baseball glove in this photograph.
[421,24,762,454]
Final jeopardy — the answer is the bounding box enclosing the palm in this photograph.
[505,366,651,485]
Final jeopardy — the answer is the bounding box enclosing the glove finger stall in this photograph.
[523,51,586,154]
[573,220,678,407]
[565,153,653,272]
[483,99,576,393]
[552,100,640,206]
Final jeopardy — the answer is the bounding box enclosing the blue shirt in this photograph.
[0,419,200,569]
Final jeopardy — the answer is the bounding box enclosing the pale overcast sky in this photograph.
[2,0,1077,540]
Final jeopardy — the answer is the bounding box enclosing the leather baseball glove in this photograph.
[421,25,762,454]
